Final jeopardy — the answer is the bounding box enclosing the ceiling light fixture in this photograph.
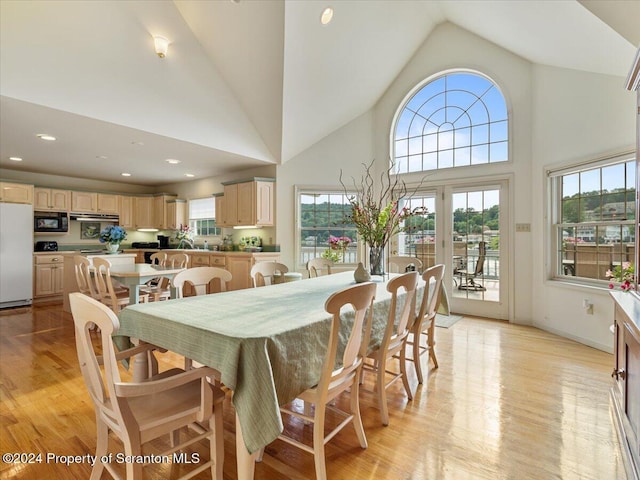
[184,173,195,177]
[153,35,169,58]
[9,157,23,162]
[165,159,181,164]
[320,7,334,25]
[37,134,56,141]
[121,173,131,177]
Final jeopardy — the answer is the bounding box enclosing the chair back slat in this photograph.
[322,282,376,391]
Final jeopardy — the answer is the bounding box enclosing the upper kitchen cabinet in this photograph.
[0,182,34,204]
[118,195,134,229]
[214,194,229,228]
[222,178,275,227]
[153,194,177,230]
[134,196,154,230]
[34,188,70,211]
[166,199,186,230]
[71,191,97,212]
[97,193,119,214]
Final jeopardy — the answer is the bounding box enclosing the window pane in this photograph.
[393,71,508,172]
[554,158,635,283]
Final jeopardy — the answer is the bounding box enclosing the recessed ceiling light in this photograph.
[166,159,181,164]
[121,173,131,177]
[37,134,56,141]
[320,7,334,25]
[9,157,23,162]
[184,173,195,178]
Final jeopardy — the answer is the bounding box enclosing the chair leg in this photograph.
[376,356,389,426]
[350,376,368,448]
[313,403,328,480]
[412,330,424,384]
[90,419,108,480]
[399,345,413,400]
[427,324,438,369]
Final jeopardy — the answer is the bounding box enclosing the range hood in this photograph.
[70,212,119,222]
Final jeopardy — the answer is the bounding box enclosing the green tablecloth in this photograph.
[117,271,447,453]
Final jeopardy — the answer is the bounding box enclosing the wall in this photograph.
[276,111,375,270]
[373,22,533,325]
[530,64,636,351]
[275,21,636,352]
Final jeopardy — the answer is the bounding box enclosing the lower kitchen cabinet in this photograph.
[34,254,65,298]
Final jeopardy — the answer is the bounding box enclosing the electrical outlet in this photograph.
[516,223,531,232]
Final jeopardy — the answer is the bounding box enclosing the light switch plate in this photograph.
[516,223,531,232]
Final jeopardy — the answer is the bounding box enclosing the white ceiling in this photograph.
[0,0,637,187]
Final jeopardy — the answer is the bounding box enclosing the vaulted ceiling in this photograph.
[0,0,637,186]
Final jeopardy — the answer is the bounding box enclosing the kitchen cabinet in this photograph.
[0,182,33,204]
[97,193,119,214]
[34,188,70,211]
[165,198,186,230]
[34,254,65,298]
[214,194,229,228]
[134,196,154,230]
[221,178,275,227]
[71,191,97,212]
[118,196,134,229]
[189,252,211,267]
[152,194,178,230]
[611,292,640,480]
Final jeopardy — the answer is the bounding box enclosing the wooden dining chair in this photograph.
[306,257,334,278]
[275,281,376,480]
[74,255,100,300]
[172,267,232,298]
[93,258,149,313]
[141,252,172,302]
[407,264,445,384]
[388,255,423,274]
[167,252,190,268]
[250,262,289,287]
[69,292,225,480]
[361,271,418,425]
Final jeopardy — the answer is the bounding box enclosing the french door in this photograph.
[398,180,510,320]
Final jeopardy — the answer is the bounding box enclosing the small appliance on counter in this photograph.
[157,235,169,248]
[35,241,58,252]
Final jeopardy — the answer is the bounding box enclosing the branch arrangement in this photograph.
[339,159,427,248]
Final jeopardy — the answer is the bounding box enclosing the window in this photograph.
[297,189,357,267]
[189,197,220,237]
[393,71,508,173]
[550,155,636,285]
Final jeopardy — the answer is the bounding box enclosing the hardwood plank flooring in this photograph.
[0,303,627,479]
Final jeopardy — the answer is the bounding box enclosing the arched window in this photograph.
[393,71,508,173]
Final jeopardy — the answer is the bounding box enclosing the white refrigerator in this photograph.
[0,203,33,308]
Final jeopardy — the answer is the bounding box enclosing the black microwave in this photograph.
[34,211,69,233]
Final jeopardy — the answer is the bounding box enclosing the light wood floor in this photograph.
[0,302,627,480]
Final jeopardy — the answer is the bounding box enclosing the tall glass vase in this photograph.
[369,245,385,276]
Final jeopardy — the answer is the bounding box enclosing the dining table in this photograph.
[107,263,186,305]
[116,271,448,479]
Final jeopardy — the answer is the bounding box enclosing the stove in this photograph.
[131,242,159,249]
